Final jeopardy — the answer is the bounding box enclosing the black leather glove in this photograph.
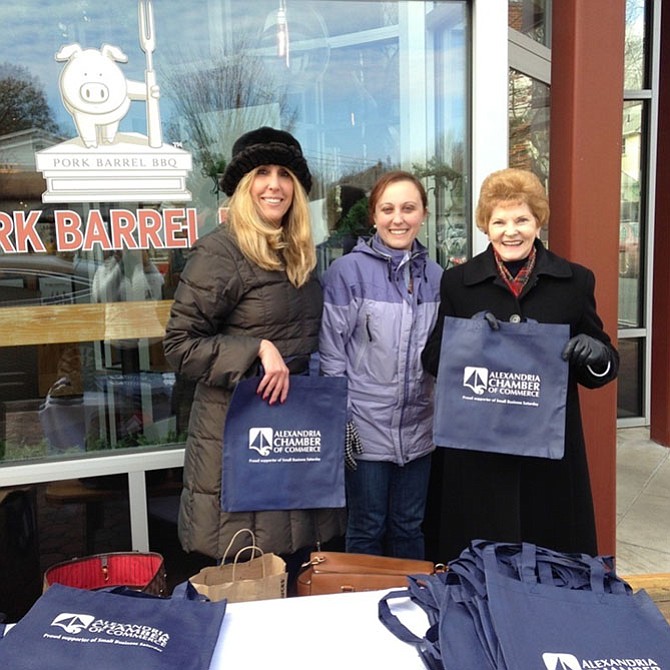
[561,334,610,370]
[472,311,500,330]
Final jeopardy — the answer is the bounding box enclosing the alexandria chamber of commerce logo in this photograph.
[462,365,542,407]
[542,652,663,670]
[46,610,170,653]
[248,427,323,463]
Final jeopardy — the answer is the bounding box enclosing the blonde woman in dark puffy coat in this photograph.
[164,127,345,565]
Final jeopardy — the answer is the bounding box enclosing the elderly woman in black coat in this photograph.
[421,167,618,562]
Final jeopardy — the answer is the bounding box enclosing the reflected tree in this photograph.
[0,62,60,136]
[624,1,645,91]
[508,70,550,185]
[413,156,466,268]
[162,42,297,196]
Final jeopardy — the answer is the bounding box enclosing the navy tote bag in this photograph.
[0,582,226,670]
[433,315,569,459]
[222,372,347,512]
[482,543,670,669]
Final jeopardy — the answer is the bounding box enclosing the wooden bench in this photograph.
[45,475,182,504]
[623,573,670,623]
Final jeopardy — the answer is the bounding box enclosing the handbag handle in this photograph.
[105,581,208,601]
[222,528,267,581]
[222,528,258,563]
[471,310,539,326]
[231,545,266,581]
[257,352,320,378]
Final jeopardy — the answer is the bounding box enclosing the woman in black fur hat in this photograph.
[164,127,345,564]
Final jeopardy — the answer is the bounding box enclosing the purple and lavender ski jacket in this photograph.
[319,235,443,465]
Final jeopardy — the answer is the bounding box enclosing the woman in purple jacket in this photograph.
[319,171,443,559]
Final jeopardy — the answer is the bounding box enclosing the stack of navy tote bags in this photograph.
[380,540,670,670]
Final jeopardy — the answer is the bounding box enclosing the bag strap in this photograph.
[308,352,320,376]
[105,580,210,601]
[257,353,318,379]
[471,310,539,326]
[483,542,609,595]
[222,528,257,563]
[231,545,265,581]
[378,590,443,670]
[172,580,211,601]
[409,574,452,620]
[378,589,425,645]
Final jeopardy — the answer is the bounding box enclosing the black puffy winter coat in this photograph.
[163,224,345,559]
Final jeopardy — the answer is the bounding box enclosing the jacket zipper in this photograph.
[366,314,373,341]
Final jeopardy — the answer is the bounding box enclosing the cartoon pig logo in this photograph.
[55,43,159,148]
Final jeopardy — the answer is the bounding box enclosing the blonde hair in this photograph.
[226,167,316,287]
[475,168,549,233]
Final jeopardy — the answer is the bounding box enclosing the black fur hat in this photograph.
[220,126,312,196]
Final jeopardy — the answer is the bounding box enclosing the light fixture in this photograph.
[260,3,329,91]
[276,0,290,67]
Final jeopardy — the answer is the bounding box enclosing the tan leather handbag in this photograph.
[296,551,436,596]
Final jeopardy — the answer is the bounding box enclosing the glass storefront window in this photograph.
[424,3,469,268]
[624,0,648,91]
[508,69,550,179]
[508,68,550,238]
[0,1,469,464]
[617,338,644,419]
[618,0,655,423]
[619,100,645,329]
[508,0,550,47]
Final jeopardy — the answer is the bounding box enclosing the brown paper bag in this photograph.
[189,529,287,603]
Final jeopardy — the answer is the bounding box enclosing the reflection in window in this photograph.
[617,338,644,419]
[0,0,469,461]
[619,100,645,328]
[425,5,468,268]
[157,1,469,271]
[0,339,187,463]
[624,0,648,91]
[508,0,550,47]
[0,1,468,277]
[508,69,550,238]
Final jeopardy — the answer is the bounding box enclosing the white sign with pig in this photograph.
[35,0,192,204]
[55,43,156,149]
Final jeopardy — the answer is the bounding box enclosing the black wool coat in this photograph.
[421,240,618,562]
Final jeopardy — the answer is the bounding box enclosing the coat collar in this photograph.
[462,239,573,287]
[354,234,430,267]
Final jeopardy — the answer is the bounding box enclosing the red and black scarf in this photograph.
[493,245,537,297]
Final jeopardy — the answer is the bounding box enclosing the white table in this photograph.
[209,589,429,669]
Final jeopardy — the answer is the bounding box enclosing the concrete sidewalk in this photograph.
[616,426,670,574]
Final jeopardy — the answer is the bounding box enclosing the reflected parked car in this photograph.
[0,250,166,306]
[619,221,640,278]
[0,253,98,306]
